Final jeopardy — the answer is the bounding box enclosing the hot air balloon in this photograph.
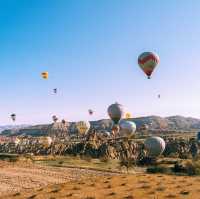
[76,121,90,135]
[88,109,93,115]
[107,102,124,124]
[138,52,159,79]
[125,112,131,119]
[11,114,16,121]
[41,72,48,79]
[52,115,58,123]
[158,94,161,99]
[53,88,57,94]
[144,136,165,157]
[119,120,136,138]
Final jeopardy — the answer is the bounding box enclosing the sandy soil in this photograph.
[1,161,200,199]
[0,161,114,198]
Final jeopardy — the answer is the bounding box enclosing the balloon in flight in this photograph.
[76,121,90,135]
[125,112,131,119]
[138,52,159,79]
[144,136,165,157]
[11,114,16,121]
[52,115,58,123]
[41,72,48,79]
[107,102,124,124]
[88,109,93,115]
[119,120,136,138]
[53,88,57,94]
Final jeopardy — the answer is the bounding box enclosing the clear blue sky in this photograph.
[1,0,200,125]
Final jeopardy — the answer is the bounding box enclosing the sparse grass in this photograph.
[123,196,134,199]
[13,192,20,196]
[50,189,60,193]
[27,194,37,199]
[180,190,190,195]
[140,184,151,189]
[147,166,171,174]
[108,192,116,196]
[72,186,81,190]
[66,193,73,197]
[165,194,176,198]
[84,197,95,199]
[106,185,112,189]
[156,186,166,191]
[33,155,120,172]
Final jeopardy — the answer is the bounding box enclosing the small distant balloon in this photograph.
[138,52,159,79]
[125,112,131,119]
[88,109,93,115]
[53,88,57,94]
[41,72,48,79]
[11,114,16,121]
[158,94,161,98]
[52,115,58,123]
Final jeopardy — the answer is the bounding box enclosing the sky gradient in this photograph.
[1,0,200,125]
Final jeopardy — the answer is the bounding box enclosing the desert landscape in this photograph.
[0,155,199,199]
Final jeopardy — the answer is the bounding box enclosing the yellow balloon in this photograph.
[41,72,48,79]
[76,121,90,135]
[125,112,131,119]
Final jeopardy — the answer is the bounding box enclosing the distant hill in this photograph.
[1,115,200,137]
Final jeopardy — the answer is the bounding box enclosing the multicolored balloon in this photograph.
[76,121,91,135]
[138,52,159,79]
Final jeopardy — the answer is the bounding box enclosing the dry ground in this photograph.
[1,159,200,199]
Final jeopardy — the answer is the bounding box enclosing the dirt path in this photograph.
[0,161,115,197]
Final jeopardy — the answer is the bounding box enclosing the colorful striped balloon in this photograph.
[138,52,159,79]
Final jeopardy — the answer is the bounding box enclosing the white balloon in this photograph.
[119,120,136,137]
[144,136,165,157]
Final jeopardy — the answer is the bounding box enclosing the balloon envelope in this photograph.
[119,120,136,137]
[107,102,124,124]
[144,136,165,157]
[88,109,93,115]
[76,121,90,135]
[138,52,159,79]
[125,112,131,119]
[41,72,48,79]
[11,114,16,121]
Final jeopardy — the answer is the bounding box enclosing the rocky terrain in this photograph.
[1,115,200,137]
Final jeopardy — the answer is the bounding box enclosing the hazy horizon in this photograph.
[1,0,200,125]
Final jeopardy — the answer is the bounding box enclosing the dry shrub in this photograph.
[156,186,166,191]
[84,197,95,199]
[185,160,200,176]
[147,166,170,174]
[123,196,134,199]
[180,190,190,195]
[72,186,80,190]
[108,192,116,196]
[140,184,151,189]
[165,194,176,198]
